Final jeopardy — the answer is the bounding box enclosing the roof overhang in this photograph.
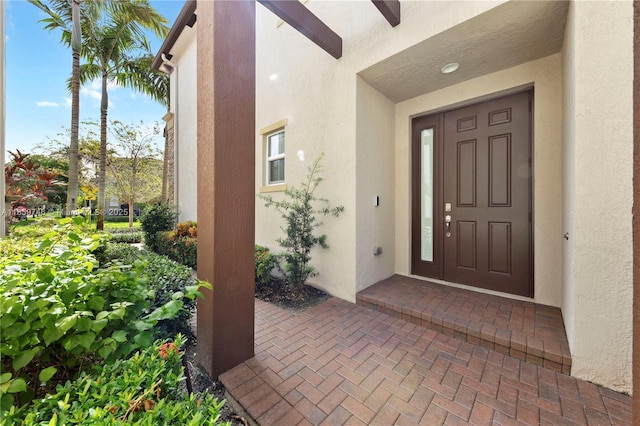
[152,0,197,71]
[359,0,569,103]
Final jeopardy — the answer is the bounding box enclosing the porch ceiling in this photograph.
[359,0,569,103]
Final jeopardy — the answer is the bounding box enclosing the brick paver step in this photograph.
[356,275,571,374]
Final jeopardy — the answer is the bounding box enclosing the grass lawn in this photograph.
[100,220,141,230]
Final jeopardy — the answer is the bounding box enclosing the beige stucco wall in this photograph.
[562,0,633,394]
[255,3,357,301]
[395,54,564,307]
[170,26,198,223]
[255,0,509,300]
[355,77,396,291]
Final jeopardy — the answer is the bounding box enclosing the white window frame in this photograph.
[266,129,285,185]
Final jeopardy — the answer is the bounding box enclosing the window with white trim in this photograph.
[266,130,285,184]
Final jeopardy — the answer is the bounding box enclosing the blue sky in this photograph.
[4,0,185,160]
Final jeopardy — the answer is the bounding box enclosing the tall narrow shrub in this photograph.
[259,154,343,287]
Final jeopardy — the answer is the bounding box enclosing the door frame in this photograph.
[410,87,534,297]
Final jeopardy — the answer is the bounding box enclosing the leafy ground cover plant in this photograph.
[0,218,209,412]
[101,243,199,338]
[259,154,344,287]
[2,335,229,425]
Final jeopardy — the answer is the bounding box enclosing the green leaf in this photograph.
[7,378,26,393]
[133,331,152,347]
[112,330,127,343]
[134,320,153,331]
[56,315,77,333]
[0,373,11,385]
[38,367,57,383]
[0,394,14,409]
[96,311,109,321]
[43,327,62,346]
[91,318,108,333]
[76,332,96,349]
[36,265,56,283]
[87,296,105,311]
[37,239,54,251]
[68,233,81,242]
[12,347,40,372]
[76,316,92,332]
[4,322,29,338]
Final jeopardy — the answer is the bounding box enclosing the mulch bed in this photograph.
[254,277,330,310]
[184,277,329,424]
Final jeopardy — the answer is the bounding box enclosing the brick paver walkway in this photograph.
[219,299,631,425]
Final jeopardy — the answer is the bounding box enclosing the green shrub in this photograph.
[156,232,197,269]
[109,231,143,244]
[152,221,198,269]
[4,335,229,425]
[0,218,209,411]
[255,245,276,286]
[139,204,177,252]
[102,243,198,338]
[259,154,344,287]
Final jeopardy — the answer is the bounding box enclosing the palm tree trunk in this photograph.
[66,48,80,217]
[96,73,108,231]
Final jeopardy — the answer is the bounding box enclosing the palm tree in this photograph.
[28,0,102,216]
[78,1,168,230]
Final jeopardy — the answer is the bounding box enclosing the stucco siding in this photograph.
[254,1,509,300]
[171,27,198,223]
[355,77,396,291]
[255,3,357,301]
[561,0,633,394]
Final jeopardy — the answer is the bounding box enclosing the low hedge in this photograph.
[109,231,143,244]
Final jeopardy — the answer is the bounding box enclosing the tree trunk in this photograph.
[129,199,134,228]
[66,49,80,216]
[96,73,109,231]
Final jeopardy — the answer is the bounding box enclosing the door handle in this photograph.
[445,215,452,237]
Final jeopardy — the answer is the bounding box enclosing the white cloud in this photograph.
[65,97,72,107]
[81,79,118,107]
[81,87,102,100]
[37,101,60,107]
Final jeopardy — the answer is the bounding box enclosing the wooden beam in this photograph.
[196,0,255,378]
[257,0,342,59]
[372,0,400,27]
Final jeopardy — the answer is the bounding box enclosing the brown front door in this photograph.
[412,90,532,297]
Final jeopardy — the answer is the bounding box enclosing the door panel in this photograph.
[411,89,532,297]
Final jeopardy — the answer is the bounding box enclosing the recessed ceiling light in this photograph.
[440,63,459,74]
[269,74,278,81]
